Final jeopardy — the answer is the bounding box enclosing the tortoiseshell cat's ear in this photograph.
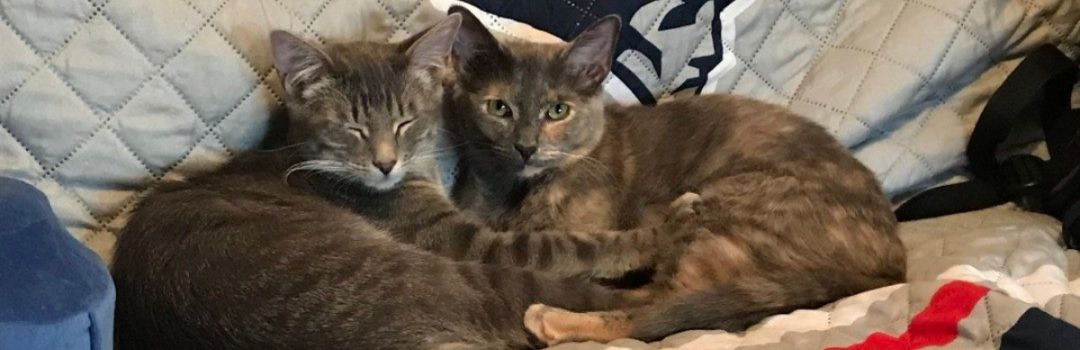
[404,13,461,76]
[270,30,328,98]
[563,15,621,92]
[448,6,507,78]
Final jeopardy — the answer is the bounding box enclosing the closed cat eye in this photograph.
[395,119,415,135]
[545,102,571,121]
[485,99,512,118]
[345,123,369,139]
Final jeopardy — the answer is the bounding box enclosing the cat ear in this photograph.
[449,6,504,76]
[270,30,328,97]
[405,13,462,74]
[562,15,621,92]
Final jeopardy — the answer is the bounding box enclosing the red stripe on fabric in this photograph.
[825,280,990,350]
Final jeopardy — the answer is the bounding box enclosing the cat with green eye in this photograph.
[443,6,906,345]
[485,100,570,120]
[111,15,709,349]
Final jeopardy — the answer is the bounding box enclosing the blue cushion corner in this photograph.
[0,176,115,350]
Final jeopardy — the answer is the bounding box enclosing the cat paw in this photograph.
[669,192,703,219]
[524,304,569,346]
[524,304,632,346]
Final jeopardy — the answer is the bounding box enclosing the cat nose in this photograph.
[514,144,537,161]
[373,160,397,175]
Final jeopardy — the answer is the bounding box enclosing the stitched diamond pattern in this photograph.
[109,76,206,174]
[104,0,204,65]
[0,0,440,260]
[52,129,150,219]
[3,70,100,169]
[0,21,40,99]
[163,28,260,125]
[186,0,227,15]
[708,0,1080,195]
[2,0,94,55]
[51,16,155,112]
[0,0,1077,263]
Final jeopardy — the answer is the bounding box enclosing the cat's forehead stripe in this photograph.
[326,42,410,120]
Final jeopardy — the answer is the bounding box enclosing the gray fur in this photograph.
[112,16,674,350]
[444,7,907,343]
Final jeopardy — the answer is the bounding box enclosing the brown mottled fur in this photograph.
[443,7,907,344]
[111,16,679,350]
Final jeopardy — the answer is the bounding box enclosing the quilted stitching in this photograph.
[660,3,717,95]
[0,0,437,256]
[0,0,1076,269]
[708,0,1080,194]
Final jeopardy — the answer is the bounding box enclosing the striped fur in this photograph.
[443,7,907,344]
[112,16,656,349]
[113,153,643,349]
[316,175,703,280]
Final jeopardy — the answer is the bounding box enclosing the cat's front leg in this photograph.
[588,195,710,281]
[591,191,708,280]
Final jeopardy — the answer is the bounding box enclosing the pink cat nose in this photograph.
[374,160,397,175]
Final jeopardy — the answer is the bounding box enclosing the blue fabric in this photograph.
[0,177,114,350]
[463,0,732,103]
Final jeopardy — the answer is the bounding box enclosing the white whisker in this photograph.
[283,160,359,183]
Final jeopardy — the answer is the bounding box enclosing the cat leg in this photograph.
[639,192,708,284]
[524,304,635,346]
[587,192,708,282]
[524,288,763,346]
[639,191,703,227]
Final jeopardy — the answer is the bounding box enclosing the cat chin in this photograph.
[361,173,404,192]
[519,166,548,179]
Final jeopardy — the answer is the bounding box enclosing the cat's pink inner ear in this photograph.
[564,15,621,90]
[270,30,326,95]
[406,14,462,71]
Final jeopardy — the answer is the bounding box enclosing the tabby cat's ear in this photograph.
[448,6,505,76]
[270,30,328,98]
[563,15,621,92]
[405,13,462,76]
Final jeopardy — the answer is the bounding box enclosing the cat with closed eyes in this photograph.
[111,15,700,350]
[442,7,907,345]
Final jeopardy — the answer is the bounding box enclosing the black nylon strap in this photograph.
[894,180,1002,221]
[966,45,1077,179]
[1063,201,1080,248]
[895,45,1078,225]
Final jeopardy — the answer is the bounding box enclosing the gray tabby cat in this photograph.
[443,7,907,345]
[112,15,692,350]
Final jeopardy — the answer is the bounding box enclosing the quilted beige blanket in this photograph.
[1,0,1078,348]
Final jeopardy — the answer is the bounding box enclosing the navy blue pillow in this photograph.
[0,177,114,350]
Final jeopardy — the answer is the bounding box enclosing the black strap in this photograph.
[1064,201,1080,248]
[965,46,1079,180]
[895,44,1080,248]
[894,179,1003,221]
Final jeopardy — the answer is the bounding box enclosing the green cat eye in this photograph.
[545,102,571,120]
[485,99,512,118]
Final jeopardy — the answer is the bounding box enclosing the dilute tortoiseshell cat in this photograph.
[442,7,907,344]
[112,15,699,350]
